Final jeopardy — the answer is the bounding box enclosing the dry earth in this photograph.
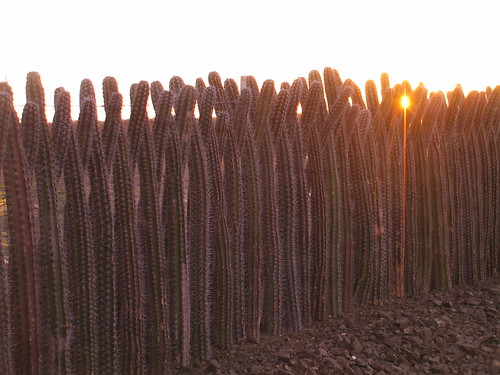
[174,276,500,375]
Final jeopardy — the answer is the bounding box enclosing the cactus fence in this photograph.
[0,70,498,374]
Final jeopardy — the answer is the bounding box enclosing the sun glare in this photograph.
[401,95,410,109]
[297,103,303,115]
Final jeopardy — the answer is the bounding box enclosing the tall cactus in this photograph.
[23,100,68,373]
[323,67,343,109]
[62,117,94,375]
[79,96,117,375]
[0,234,6,374]
[220,111,247,340]
[110,98,142,374]
[1,92,41,375]
[163,85,194,366]
[273,90,303,330]
[26,72,47,123]
[236,90,263,343]
[51,90,73,184]
[186,119,212,358]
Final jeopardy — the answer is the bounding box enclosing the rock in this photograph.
[323,357,343,371]
[421,318,436,327]
[336,356,348,368]
[250,364,262,374]
[459,342,479,354]
[420,328,432,343]
[395,316,410,329]
[399,362,413,372]
[403,327,413,334]
[330,347,343,356]
[431,363,449,373]
[490,360,500,374]
[434,317,447,327]
[384,352,398,363]
[277,351,291,362]
[488,286,500,296]
[351,338,363,353]
[443,301,453,308]
[318,348,328,357]
[351,365,364,375]
[297,350,315,358]
[384,335,402,346]
[208,359,221,373]
[410,335,424,346]
[431,298,443,307]
[465,297,480,306]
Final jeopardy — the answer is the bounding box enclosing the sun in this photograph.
[401,95,410,109]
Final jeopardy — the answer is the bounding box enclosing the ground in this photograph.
[174,276,500,374]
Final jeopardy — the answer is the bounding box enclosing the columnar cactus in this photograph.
[110,99,142,374]
[51,89,73,184]
[1,92,41,374]
[62,118,94,375]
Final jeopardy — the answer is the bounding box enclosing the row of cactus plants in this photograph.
[0,69,498,374]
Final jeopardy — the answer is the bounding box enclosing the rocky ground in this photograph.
[174,276,500,374]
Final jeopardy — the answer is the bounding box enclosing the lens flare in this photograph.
[401,95,410,109]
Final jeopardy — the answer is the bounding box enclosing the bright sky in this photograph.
[2,0,498,119]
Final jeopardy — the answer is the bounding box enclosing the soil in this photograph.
[174,276,500,375]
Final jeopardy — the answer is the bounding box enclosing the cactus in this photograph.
[365,80,380,114]
[268,89,289,141]
[308,129,328,320]
[80,97,116,375]
[51,90,73,184]
[323,67,343,109]
[224,78,240,113]
[174,85,196,159]
[186,119,212,358]
[136,94,172,372]
[274,102,303,330]
[162,86,194,366]
[26,72,47,123]
[289,106,313,325]
[220,112,247,340]
[62,119,94,375]
[77,80,98,170]
[195,77,206,103]
[102,91,124,172]
[1,93,41,374]
[380,72,390,99]
[152,90,174,177]
[25,100,68,373]
[280,81,291,91]
[127,81,150,174]
[239,109,263,343]
[150,80,165,115]
[103,76,119,116]
[207,71,228,117]
[110,103,142,374]
[169,75,186,94]
[254,80,276,141]
[233,87,251,149]
[258,120,282,334]
[200,110,233,347]
[0,235,6,374]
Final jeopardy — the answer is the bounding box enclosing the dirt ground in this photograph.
[174,276,500,374]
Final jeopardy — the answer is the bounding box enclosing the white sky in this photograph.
[2,0,499,119]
